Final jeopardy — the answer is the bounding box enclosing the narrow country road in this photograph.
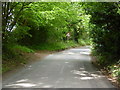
[3,46,116,88]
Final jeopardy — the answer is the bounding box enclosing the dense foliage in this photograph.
[84,2,120,65]
[84,2,120,83]
[2,2,91,55]
[2,2,120,82]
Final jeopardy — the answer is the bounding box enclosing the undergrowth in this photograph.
[91,49,120,86]
[29,41,80,51]
[2,44,34,73]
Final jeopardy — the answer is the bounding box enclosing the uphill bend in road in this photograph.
[3,46,116,88]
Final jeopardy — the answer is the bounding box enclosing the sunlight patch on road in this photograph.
[5,83,36,87]
[74,76,94,80]
[80,73,86,76]
[71,70,83,75]
[71,69,105,80]
[16,79,28,83]
[65,62,69,64]
[79,52,91,55]
[80,77,94,80]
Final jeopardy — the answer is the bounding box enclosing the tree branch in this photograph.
[9,2,31,31]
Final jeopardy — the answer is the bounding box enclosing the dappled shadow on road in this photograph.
[3,46,114,88]
[45,47,91,61]
[4,78,53,88]
[61,47,91,56]
[71,69,105,80]
[68,47,105,81]
[3,46,93,88]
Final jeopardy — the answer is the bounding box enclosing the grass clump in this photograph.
[108,60,120,84]
[13,45,34,53]
[29,41,80,51]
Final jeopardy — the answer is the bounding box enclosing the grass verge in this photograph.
[2,45,35,73]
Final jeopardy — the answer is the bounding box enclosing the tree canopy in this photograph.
[2,2,120,79]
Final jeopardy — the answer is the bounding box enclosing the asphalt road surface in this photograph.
[2,46,117,89]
